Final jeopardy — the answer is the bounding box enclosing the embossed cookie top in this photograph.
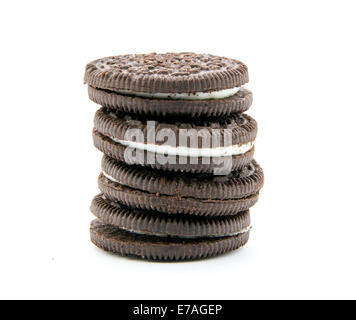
[84,52,249,94]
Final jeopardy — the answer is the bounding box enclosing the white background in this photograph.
[1,0,355,300]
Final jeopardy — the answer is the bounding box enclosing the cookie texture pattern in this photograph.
[91,194,251,238]
[90,220,250,261]
[84,52,264,261]
[85,53,249,93]
[88,86,253,117]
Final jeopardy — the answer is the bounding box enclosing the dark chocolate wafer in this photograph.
[90,219,250,261]
[88,86,253,117]
[94,107,257,146]
[84,53,249,94]
[98,156,264,216]
[91,194,251,238]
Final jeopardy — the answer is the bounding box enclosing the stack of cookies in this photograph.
[84,53,264,261]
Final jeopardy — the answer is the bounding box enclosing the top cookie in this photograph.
[84,52,248,94]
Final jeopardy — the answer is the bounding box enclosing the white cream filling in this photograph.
[118,225,252,239]
[115,87,240,100]
[102,171,121,184]
[110,137,254,157]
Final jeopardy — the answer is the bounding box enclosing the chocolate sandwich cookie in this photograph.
[88,86,253,118]
[85,52,250,117]
[98,156,264,216]
[93,107,257,173]
[91,194,251,238]
[85,52,264,261]
[90,219,250,261]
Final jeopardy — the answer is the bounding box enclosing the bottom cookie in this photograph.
[90,219,250,261]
